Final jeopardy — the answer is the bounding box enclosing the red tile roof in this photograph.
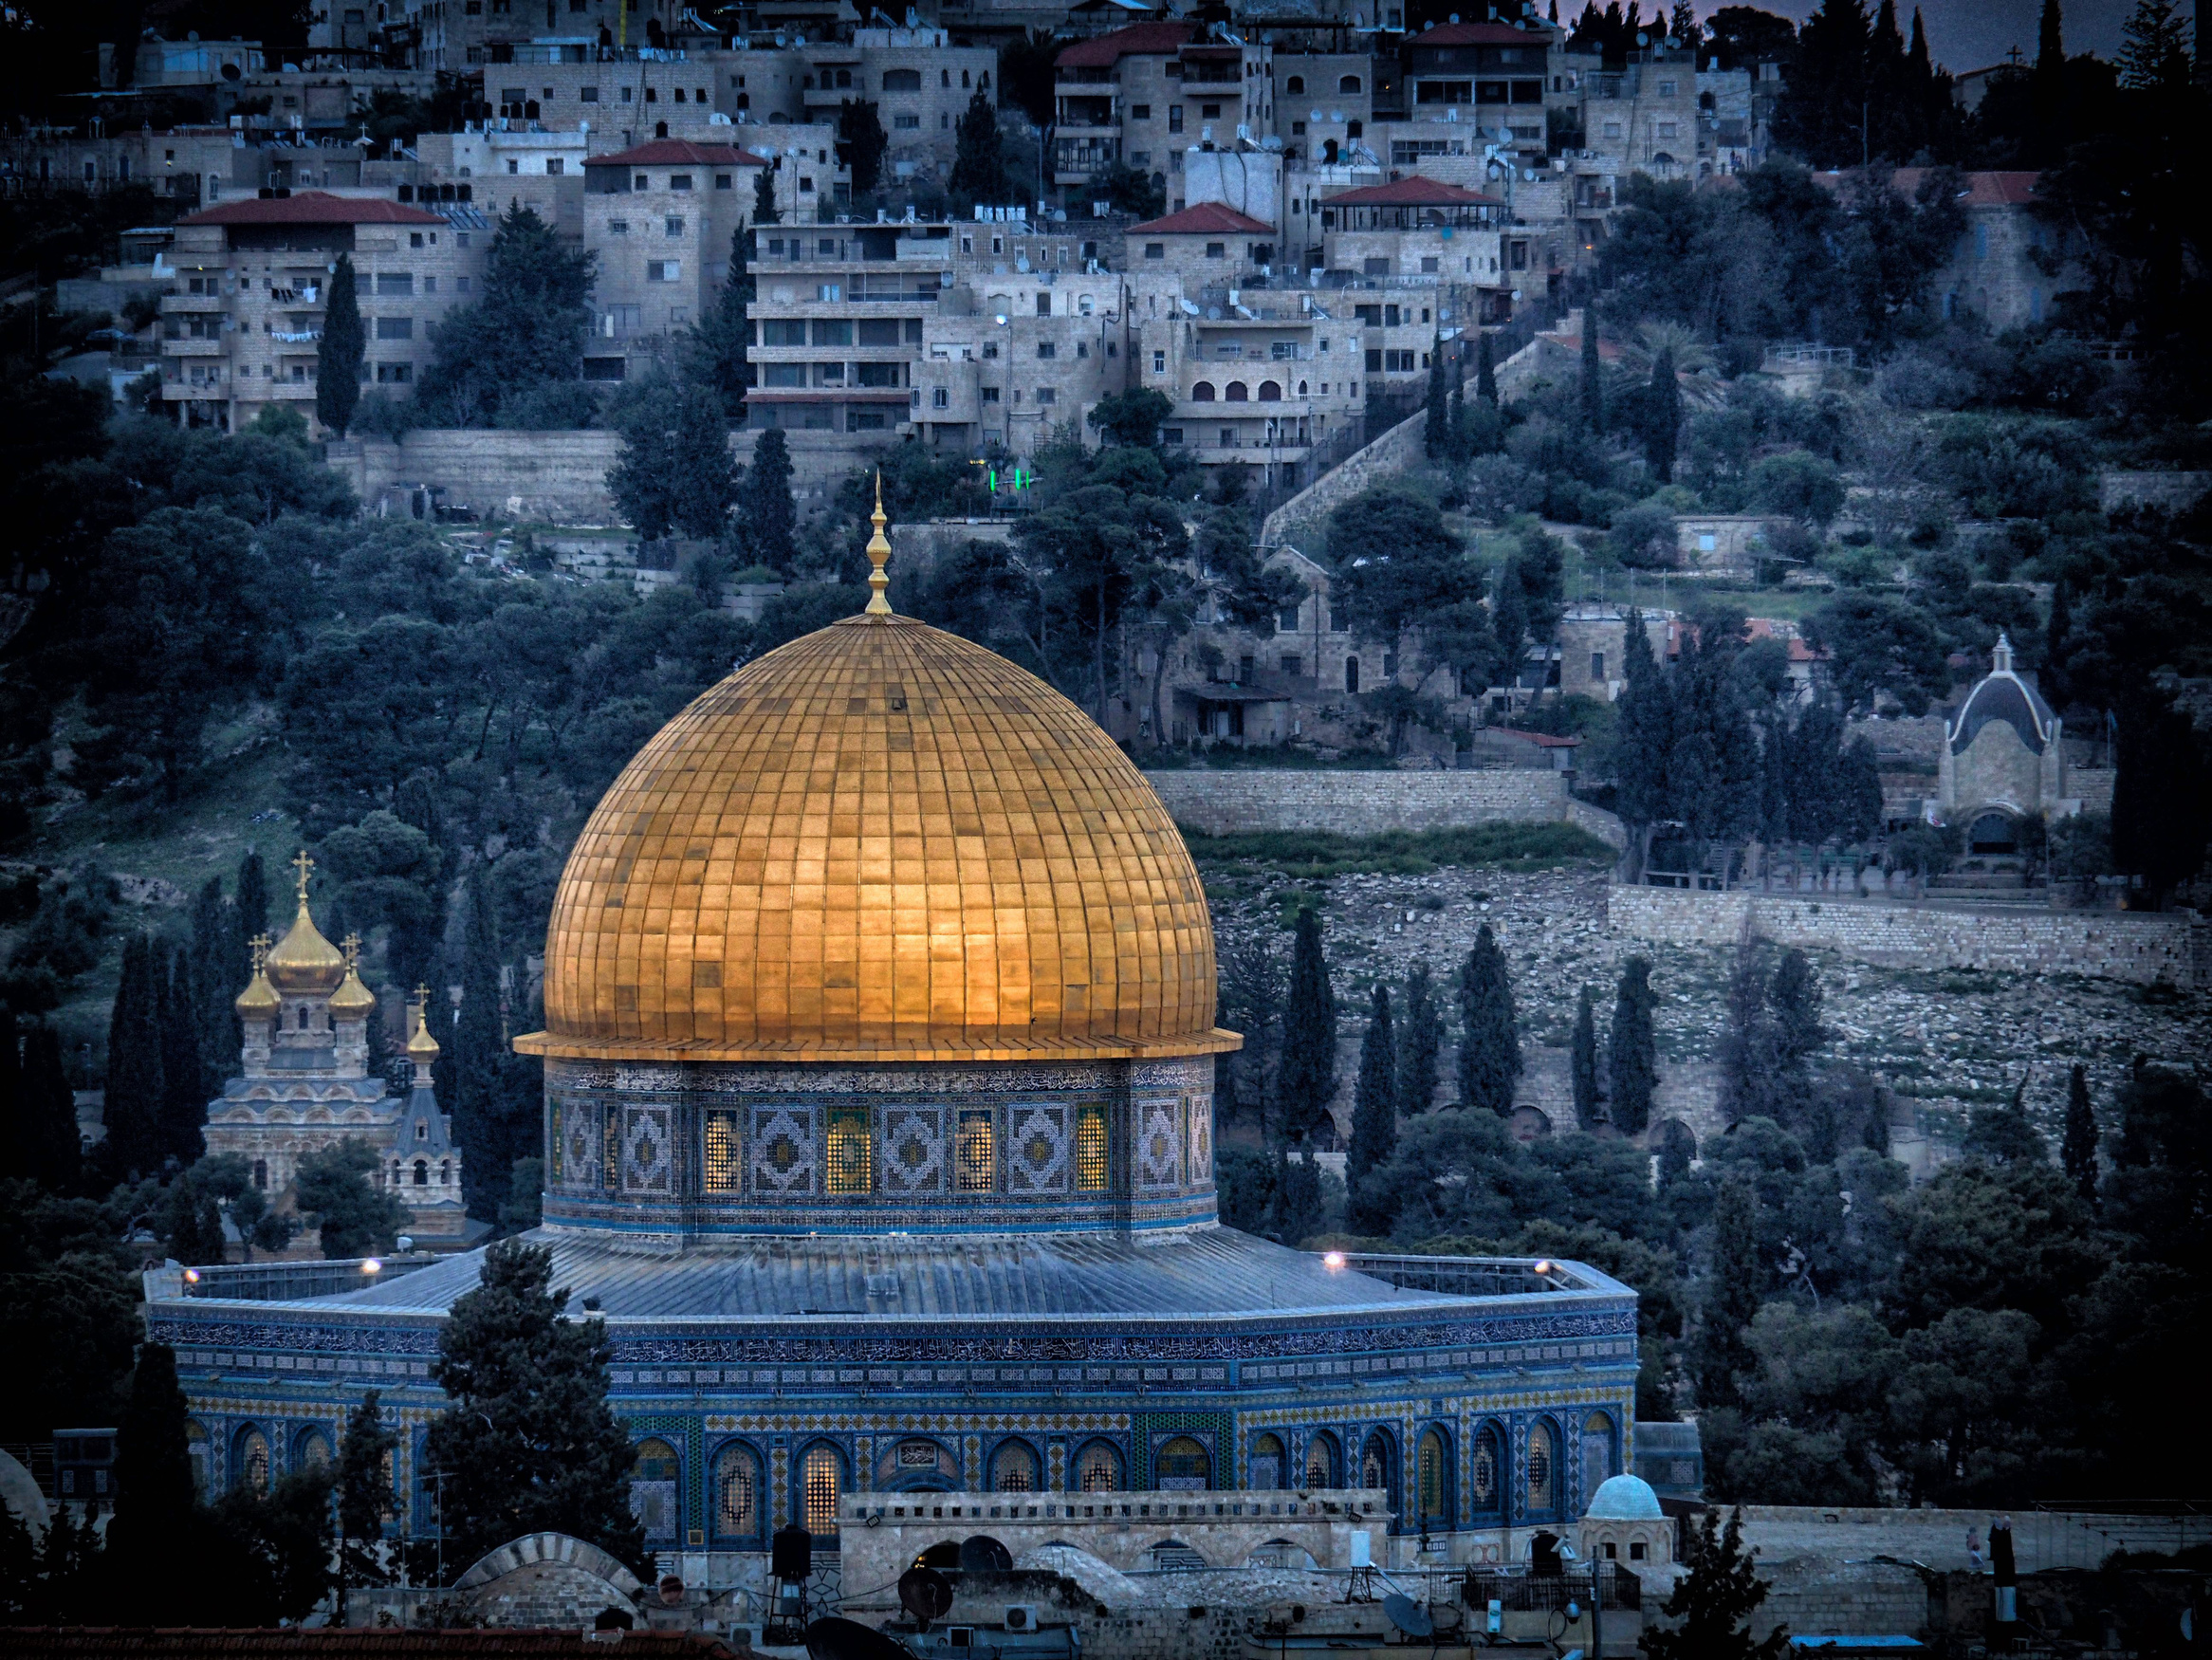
[582,138,770,169]
[1055,21,1195,66]
[1322,175,1505,208]
[179,192,444,227]
[1487,727,1582,747]
[1129,201,1275,235]
[0,1634,744,1659]
[1415,21,1550,44]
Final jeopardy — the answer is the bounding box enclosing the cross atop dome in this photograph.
[292,849,315,900]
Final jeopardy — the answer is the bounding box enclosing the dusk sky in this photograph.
[1707,0,2142,73]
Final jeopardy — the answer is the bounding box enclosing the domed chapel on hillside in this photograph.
[148,487,1639,1594]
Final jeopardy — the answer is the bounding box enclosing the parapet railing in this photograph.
[841,1488,1392,1527]
[1329,1254,1602,1297]
[144,1253,442,1302]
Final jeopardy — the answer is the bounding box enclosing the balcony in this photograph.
[161,291,227,312]
[163,337,227,356]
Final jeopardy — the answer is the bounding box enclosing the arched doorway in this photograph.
[1968,811,2018,855]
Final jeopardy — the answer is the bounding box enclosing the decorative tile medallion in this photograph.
[751,1105,816,1195]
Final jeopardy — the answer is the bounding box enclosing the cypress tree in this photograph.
[691,221,754,420]
[316,252,364,438]
[452,871,510,1224]
[949,88,1011,208]
[1346,983,1397,1199]
[1423,336,1450,459]
[1475,329,1498,403]
[1455,922,1521,1117]
[189,875,239,1099]
[108,1342,198,1614]
[2061,1062,2099,1208]
[236,848,270,963]
[1277,908,1337,1140]
[752,162,780,228]
[1271,1141,1326,1246]
[1645,343,1680,483]
[1692,1173,1762,1411]
[0,1011,25,1180]
[337,1390,399,1615]
[1446,374,1467,465]
[1613,607,1675,873]
[737,425,798,574]
[2030,0,2067,157]
[1579,299,1604,433]
[1609,955,1658,1134]
[1396,963,1441,1115]
[23,1024,83,1191]
[104,933,167,1178]
[162,1172,227,1265]
[2043,579,2073,708]
[1571,984,1602,1131]
[1715,941,1780,1126]
[158,945,206,1165]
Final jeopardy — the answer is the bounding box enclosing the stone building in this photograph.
[1052,23,1274,198]
[1937,635,2074,852]
[202,857,467,1243]
[579,138,766,380]
[1815,169,2071,329]
[151,506,1640,1598]
[161,191,486,430]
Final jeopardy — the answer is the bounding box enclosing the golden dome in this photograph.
[407,1009,441,1059]
[519,612,1236,1063]
[266,853,346,994]
[330,968,378,1017]
[235,968,281,1018]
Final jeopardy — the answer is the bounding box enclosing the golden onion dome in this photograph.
[330,968,378,1017]
[234,968,281,1019]
[407,1007,441,1060]
[518,611,1236,1064]
[265,898,346,994]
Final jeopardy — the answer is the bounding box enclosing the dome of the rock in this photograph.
[525,613,1231,1064]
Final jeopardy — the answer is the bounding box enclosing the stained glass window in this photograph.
[956,1108,994,1191]
[1304,1432,1338,1488]
[1527,1423,1555,1511]
[548,1103,562,1182]
[1077,1440,1122,1492]
[705,1109,740,1191]
[1156,1435,1209,1490]
[1076,1101,1109,1190]
[991,1441,1038,1492]
[237,1429,270,1496]
[1417,1429,1447,1526]
[1471,1427,1499,1510]
[802,1445,840,1536]
[826,1105,872,1193]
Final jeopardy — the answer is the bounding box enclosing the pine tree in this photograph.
[1424,336,1450,459]
[425,1240,649,1573]
[188,875,239,1100]
[452,871,512,1224]
[1645,343,1680,483]
[158,945,206,1165]
[1693,1173,1762,1410]
[2115,0,2190,94]
[316,253,364,438]
[1277,908,1337,1140]
[1346,983,1397,1201]
[1578,300,1604,433]
[1475,329,1497,403]
[2061,1062,2099,1208]
[1271,1141,1326,1245]
[337,1390,399,1613]
[107,1342,197,1615]
[103,933,167,1178]
[689,222,754,420]
[736,425,798,574]
[949,88,1011,207]
[1396,963,1441,1115]
[1455,923,1521,1116]
[1608,955,1658,1134]
[752,163,781,228]
[296,1138,411,1258]
[22,1024,82,1190]
[1571,984,1602,1132]
[1641,1506,1789,1660]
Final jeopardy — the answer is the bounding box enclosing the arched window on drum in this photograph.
[1303,1430,1339,1489]
[233,1426,271,1496]
[1155,1435,1210,1491]
[631,1437,680,1545]
[713,1442,762,1543]
[1526,1420,1558,1516]
[1469,1423,1502,1516]
[800,1443,843,1539]
[1415,1428,1451,1531]
[1248,1433,1284,1490]
[1580,1411,1616,1499]
[990,1440,1040,1493]
[1075,1439,1123,1493]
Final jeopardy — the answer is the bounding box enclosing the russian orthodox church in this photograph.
[1936,635,2076,853]
[156,491,1638,1592]
[202,853,466,1244]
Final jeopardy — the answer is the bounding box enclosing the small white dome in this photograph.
[1585,1473,1663,1521]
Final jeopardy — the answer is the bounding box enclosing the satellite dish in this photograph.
[1383,1594,1434,1638]
[1309,106,1323,120]
[959,1535,1015,1573]
[803,1616,912,1660]
[897,1566,954,1629]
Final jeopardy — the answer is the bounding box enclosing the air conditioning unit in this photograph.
[1005,1606,1041,1632]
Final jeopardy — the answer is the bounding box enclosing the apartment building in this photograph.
[747,219,952,439]
[580,138,767,379]
[1127,201,1277,286]
[1052,23,1274,195]
[419,126,590,239]
[1400,19,1559,161]
[1564,44,1701,178]
[793,28,998,184]
[1270,51,1375,165]
[161,192,486,430]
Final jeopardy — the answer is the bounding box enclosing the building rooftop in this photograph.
[581,138,770,169]
[1413,20,1553,45]
[1130,201,1277,236]
[1056,20,1195,67]
[178,192,444,227]
[1322,175,1505,209]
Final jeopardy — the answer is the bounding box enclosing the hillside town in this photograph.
[1,0,2208,1652]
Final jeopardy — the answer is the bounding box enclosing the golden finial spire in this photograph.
[863,470,893,616]
[250,932,272,972]
[342,931,361,967]
[292,849,315,901]
[406,983,441,1060]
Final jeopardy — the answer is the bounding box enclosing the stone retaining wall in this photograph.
[1609,882,2208,987]
[1146,767,1573,836]
[1737,1504,2212,1575]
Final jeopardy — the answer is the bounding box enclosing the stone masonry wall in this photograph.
[1609,882,2209,987]
[1145,768,1571,836]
